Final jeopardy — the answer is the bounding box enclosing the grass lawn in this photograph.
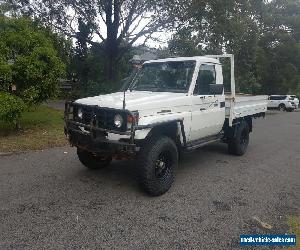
[0,105,67,152]
[287,215,300,249]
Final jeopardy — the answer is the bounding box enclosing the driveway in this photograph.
[0,111,299,249]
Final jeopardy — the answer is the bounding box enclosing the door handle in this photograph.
[200,108,206,111]
[200,96,205,99]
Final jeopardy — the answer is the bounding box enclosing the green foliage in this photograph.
[13,46,66,104]
[0,58,12,91]
[21,86,40,107]
[0,92,25,127]
[168,0,300,95]
[69,42,133,97]
[86,80,114,97]
[0,16,66,105]
[169,29,203,57]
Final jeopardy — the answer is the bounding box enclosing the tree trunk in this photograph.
[104,42,118,83]
[104,0,120,85]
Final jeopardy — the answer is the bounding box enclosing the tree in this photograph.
[73,18,93,89]
[168,29,203,57]
[256,0,300,94]
[0,17,66,105]
[168,0,300,94]
[10,0,178,83]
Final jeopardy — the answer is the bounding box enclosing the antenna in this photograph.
[123,88,126,109]
[122,67,141,109]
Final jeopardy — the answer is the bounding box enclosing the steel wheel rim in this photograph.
[155,151,172,178]
[240,129,249,146]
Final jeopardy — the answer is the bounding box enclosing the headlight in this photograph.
[77,108,83,119]
[114,114,123,128]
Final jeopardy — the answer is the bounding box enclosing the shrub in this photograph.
[21,86,40,107]
[86,80,114,96]
[0,59,12,92]
[0,92,25,129]
[0,17,66,105]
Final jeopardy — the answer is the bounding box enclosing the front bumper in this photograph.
[64,102,138,157]
[67,128,137,156]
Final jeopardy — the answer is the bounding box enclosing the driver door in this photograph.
[190,63,225,141]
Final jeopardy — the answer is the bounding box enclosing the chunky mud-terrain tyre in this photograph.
[77,148,112,169]
[228,121,250,156]
[138,136,178,196]
[278,103,286,111]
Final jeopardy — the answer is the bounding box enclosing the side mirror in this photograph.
[209,84,223,95]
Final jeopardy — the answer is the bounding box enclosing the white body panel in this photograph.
[226,95,268,119]
[190,95,225,140]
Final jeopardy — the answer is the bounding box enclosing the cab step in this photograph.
[184,134,223,151]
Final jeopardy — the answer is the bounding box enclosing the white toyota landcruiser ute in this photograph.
[65,55,268,196]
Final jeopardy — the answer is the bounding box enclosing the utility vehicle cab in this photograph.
[65,55,268,196]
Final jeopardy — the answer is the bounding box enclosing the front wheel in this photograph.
[77,148,112,169]
[138,136,178,196]
[228,121,250,156]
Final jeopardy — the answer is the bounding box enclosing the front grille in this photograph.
[73,105,127,131]
[82,108,114,129]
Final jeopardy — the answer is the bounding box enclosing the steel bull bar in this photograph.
[64,101,185,156]
[64,101,138,156]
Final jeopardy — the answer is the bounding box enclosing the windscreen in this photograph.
[130,61,196,93]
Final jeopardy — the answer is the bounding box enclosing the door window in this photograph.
[269,96,287,100]
[194,64,216,95]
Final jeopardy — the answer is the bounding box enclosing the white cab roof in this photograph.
[144,56,220,65]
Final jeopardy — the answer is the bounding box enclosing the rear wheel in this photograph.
[228,121,250,156]
[77,148,112,169]
[278,104,286,111]
[138,136,178,196]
